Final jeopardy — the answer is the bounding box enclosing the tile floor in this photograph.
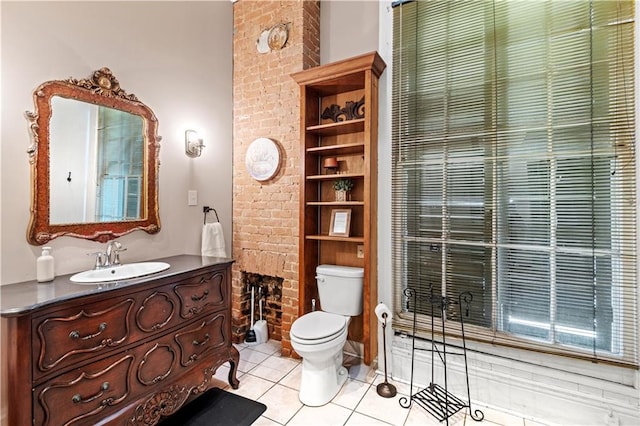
[210,340,545,426]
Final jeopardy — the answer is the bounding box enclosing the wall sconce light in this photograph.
[185,129,205,158]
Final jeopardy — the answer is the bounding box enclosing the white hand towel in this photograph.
[201,223,227,257]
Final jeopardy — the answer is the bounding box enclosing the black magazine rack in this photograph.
[399,286,484,424]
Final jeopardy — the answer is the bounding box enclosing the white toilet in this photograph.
[290,264,364,406]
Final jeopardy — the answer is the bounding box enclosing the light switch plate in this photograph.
[188,190,198,206]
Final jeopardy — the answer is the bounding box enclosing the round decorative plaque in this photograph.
[245,138,281,181]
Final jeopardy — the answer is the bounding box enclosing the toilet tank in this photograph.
[316,264,364,316]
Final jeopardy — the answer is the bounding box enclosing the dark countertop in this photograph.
[0,254,233,316]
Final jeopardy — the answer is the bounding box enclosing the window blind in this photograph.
[391,0,637,365]
[97,107,144,221]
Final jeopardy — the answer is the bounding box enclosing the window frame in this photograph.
[390,0,638,367]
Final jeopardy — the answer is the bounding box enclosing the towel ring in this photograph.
[203,206,220,225]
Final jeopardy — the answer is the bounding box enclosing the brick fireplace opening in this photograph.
[234,272,284,343]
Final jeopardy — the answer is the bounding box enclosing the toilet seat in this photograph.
[290,311,347,344]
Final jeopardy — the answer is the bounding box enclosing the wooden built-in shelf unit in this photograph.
[292,52,386,365]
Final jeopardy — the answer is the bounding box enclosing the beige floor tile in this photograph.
[348,362,378,383]
[333,378,371,410]
[403,402,469,426]
[287,403,353,426]
[279,363,302,390]
[476,419,507,426]
[344,411,393,425]
[250,340,282,355]
[260,354,300,373]
[258,383,303,424]
[251,416,282,426]
[239,347,271,364]
[238,358,257,373]
[250,363,291,383]
[355,386,411,425]
[229,341,532,426]
[229,373,274,401]
[449,410,467,425]
[403,403,443,426]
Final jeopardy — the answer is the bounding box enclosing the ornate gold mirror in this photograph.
[26,68,161,245]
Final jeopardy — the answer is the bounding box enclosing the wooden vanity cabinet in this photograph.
[1,259,239,426]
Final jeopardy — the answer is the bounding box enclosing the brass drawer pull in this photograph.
[191,290,209,302]
[71,381,109,404]
[69,322,107,340]
[192,333,210,346]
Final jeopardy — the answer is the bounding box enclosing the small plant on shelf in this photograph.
[333,178,354,202]
[333,178,354,191]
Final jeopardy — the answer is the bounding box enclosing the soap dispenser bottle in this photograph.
[37,246,55,282]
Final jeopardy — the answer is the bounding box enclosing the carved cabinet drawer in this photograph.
[33,353,134,426]
[134,288,179,334]
[33,298,135,379]
[174,311,230,367]
[174,268,228,319]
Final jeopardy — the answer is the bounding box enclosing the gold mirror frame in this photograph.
[25,68,161,245]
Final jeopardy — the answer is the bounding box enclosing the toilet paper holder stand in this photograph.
[376,310,396,398]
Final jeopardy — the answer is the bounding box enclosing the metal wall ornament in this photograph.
[256,22,289,53]
[321,96,365,122]
[267,23,288,50]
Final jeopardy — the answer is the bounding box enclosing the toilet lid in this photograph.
[290,311,347,342]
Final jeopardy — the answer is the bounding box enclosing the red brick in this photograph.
[231,0,319,351]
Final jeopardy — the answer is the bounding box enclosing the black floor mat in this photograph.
[159,387,267,426]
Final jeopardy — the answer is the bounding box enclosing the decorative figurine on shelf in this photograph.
[323,157,339,174]
[321,96,365,122]
[333,178,354,202]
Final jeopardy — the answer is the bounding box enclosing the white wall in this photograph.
[1,1,233,284]
[320,0,379,65]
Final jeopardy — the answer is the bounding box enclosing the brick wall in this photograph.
[232,1,320,357]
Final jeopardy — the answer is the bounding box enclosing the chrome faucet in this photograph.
[90,252,107,269]
[88,241,127,269]
[105,241,126,266]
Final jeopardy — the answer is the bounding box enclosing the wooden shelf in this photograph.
[307,172,363,181]
[293,51,386,366]
[306,235,365,243]
[307,142,365,156]
[307,201,365,206]
[306,119,365,136]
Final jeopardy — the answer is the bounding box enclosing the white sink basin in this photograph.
[70,262,170,284]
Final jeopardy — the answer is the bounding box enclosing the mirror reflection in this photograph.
[50,97,144,224]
